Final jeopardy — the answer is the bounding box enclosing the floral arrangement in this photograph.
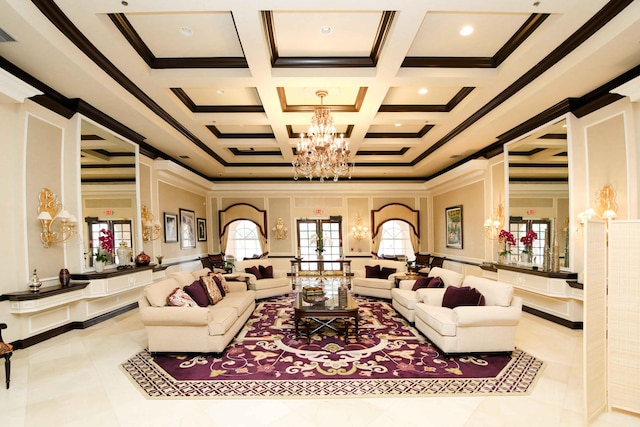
[96,228,114,262]
[498,230,516,256]
[520,230,538,254]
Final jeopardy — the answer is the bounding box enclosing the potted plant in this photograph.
[497,230,516,264]
[95,229,114,272]
[520,230,538,265]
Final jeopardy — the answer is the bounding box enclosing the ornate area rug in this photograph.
[122,295,544,398]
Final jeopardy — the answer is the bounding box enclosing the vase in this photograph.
[498,253,509,265]
[116,241,130,266]
[135,251,151,266]
[520,250,533,265]
[59,268,70,286]
[95,261,104,273]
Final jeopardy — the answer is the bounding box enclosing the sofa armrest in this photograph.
[418,288,446,306]
[453,304,522,327]
[140,306,210,326]
[235,272,257,286]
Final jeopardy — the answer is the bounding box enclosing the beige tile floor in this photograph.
[2,310,639,427]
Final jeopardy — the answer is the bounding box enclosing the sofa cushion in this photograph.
[210,272,230,294]
[442,286,485,309]
[144,278,181,307]
[184,280,210,307]
[259,265,274,279]
[207,306,238,336]
[210,274,226,297]
[428,267,463,288]
[170,271,199,287]
[167,288,198,307]
[245,266,262,279]
[214,292,254,318]
[462,275,514,307]
[365,265,380,278]
[379,267,397,279]
[200,275,224,305]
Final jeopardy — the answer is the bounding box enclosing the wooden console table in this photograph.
[481,263,582,329]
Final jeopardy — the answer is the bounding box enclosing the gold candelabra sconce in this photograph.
[272,217,288,240]
[141,205,162,242]
[352,214,369,240]
[37,188,77,248]
[483,203,505,240]
[578,184,618,224]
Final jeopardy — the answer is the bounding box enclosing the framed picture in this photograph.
[197,218,207,242]
[163,212,178,243]
[445,205,463,249]
[179,209,196,249]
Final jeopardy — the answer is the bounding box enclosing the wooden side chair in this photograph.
[430,256,446,269]
[0,323,12,389]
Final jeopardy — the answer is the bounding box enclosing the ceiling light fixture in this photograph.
[418,88,428,95]
[320,26,333,35]
[293,90,353,182]
[460,25,474,36]
[179,26,193,36]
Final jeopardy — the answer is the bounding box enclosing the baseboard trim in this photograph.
[523,305,583,329]
[11,302,139,350]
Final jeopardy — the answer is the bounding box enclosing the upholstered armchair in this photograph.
[234,258,290,299]
[0,323,12,389]
[352,259,407,299]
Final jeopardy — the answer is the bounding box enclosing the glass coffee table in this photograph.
[294,285,359,344]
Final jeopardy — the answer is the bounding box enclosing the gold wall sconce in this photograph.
[578,184,618,223]
[483,203,505,240]
[37,188,77,248]
[352,214,369,240]
[272,217,288,240]
[141,205,162,242]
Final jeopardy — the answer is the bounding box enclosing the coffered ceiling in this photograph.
[0,0,639,182]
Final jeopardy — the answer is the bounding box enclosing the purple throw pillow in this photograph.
[379,267,397,280]
[259,265,273,279]
[245,266,262,279]
[442,286,485,309]
[411,276,432,291]
[183,280,210,307]
[365,265,381,278]
[427,276,444,288]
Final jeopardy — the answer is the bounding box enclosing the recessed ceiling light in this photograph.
[216,89,225,95]
[179,26,193,36]
[418,88,428,95]
[121,1,128,6]
[320,26,332,35]
[394,123,402,127]
[179,155,191,159]
[460,25,474,36]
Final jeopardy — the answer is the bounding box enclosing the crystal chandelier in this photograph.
[292,90,354,182]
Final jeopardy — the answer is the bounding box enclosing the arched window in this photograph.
[225,220,262,260]
[377,220,415,261]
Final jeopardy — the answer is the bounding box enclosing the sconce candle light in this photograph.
[141,205,162,242]
[352,214,368,240]
[484,203,505,240]
[37,188,77,248]
[578,184,618,224]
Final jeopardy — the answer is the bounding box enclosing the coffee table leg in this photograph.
[305,318,311,344]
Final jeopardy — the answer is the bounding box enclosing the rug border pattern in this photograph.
[121,348,544,399]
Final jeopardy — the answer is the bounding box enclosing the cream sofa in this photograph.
[391,267,464,323]
[139,268,256,354]
[352,259,407,299]
[234,258,291,299]
[414,275,522,354]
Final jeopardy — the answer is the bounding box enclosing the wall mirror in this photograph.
[80,119,139,271]
[505,117,570,269]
